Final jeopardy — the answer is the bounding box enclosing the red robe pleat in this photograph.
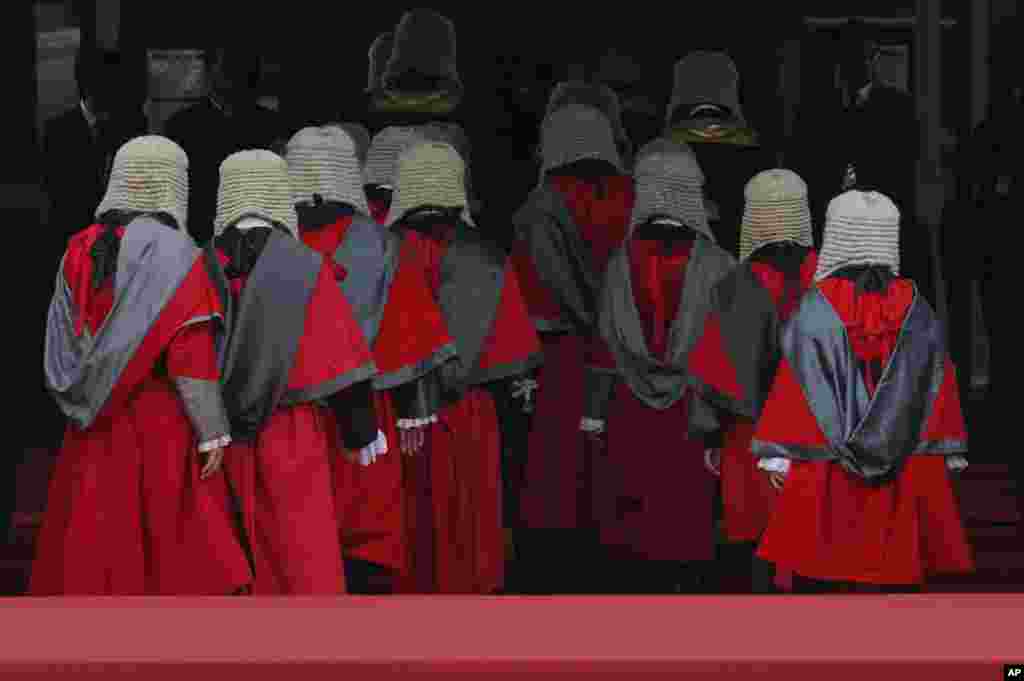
[219,251,375,594]
[687,251,818,543]
[755,278,974,585]
[594,239,716,563]
[397,231,541,594]
[301,217,453,573]
[31,225,252,596]
[518,175,634,531]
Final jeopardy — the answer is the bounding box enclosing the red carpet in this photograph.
[0,595,1020,678]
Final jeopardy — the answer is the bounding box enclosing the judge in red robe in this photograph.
[34,136,251,595]
[510,103,634,592]
[386,141,542,594]
[585,143,735,593]
[752,190,973,592]
[286,127,456,593]
[208,150,381,595]
[687,168,817,593]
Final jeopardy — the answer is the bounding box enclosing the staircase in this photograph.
[3,450,1020,596]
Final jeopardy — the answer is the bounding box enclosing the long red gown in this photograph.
[32,224,252,596]
[588,237,722,563]
[687,250,819,543]
[300,214,454,575]
[512,174,634,532]
[754,277,974,585]
[216,246,376,594]
[397,222,542,594]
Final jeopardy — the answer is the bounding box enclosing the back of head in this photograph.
[740,168,813,261]
[384,10,460,89]
[666,51,758,147]
[815,189,900,280]
[364,126,429,187]
[95,135,189,232]
[539,103,623,177]
[546,81,632,166]
[630,146,711,239]
[330,123,372,166]
[386,140,472,227]
[215,149,298,237]
[285,126,369,216]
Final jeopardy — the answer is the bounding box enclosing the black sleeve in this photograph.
[390,370,443,422]
[326,380,378,450]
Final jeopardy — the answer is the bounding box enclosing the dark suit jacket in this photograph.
[164,98,286,244]
[41,106,147,268]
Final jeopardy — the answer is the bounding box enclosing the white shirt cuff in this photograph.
[580,417,605,434]
[946,455,969,472]
[198,434,231,453]
[397,415,438,429]
[758,457,791,474]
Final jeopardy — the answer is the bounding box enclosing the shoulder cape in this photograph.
[599,236,735,424]
[46,218,205,429]
[752,285,957,482]
[207,231,323,440]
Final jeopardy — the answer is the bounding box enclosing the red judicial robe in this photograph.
[511,169,635,531]
[688,246,819,543]
[754,276,974,585]
[212,228,377,594]
[299,208,455,574]
[33,219,251,595]
[396,215,542,594]
[589,227,735,563]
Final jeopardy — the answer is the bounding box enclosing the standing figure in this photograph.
[34,136,251,595]
[35,47,150,470]
[42,47,148,263]
[585,143,735,593]
[665,51,775,257]
[287,127,455,593]
[511,103,634,592]
[164,48,285,244]
[753,190,973,593]
[387,141,542,594]
[208,150,381,594]
[687,168,817,593]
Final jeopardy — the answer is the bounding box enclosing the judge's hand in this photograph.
[704,449,721,477]
[400,426,427,456]
[201,448,225,480]
[768,472,786,491]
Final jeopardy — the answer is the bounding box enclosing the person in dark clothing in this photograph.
[41,47,148,271]
[955,81,1019,504]
[163,48,286,244]
[790,30,927,302]
[36,47,148,459]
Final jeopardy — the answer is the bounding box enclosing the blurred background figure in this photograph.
[41,46,147,272]
[164,47,285,244]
